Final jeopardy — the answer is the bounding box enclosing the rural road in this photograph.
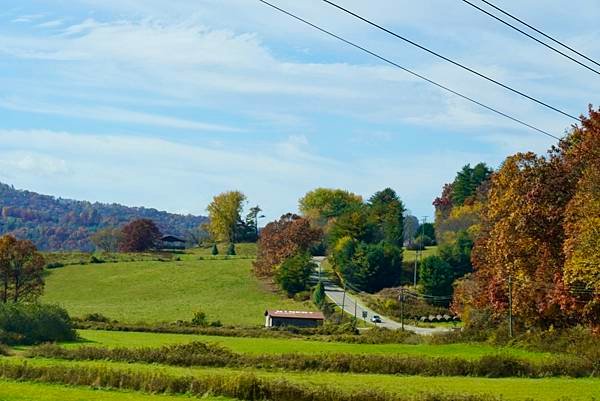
[312,257,447,335]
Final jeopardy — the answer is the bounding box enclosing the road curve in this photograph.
[312,257,447,335]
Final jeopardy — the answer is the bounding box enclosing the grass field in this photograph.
[42,256,312,326]
[0,380,232,401]
[10,358,599,401]
[69,330,556,362]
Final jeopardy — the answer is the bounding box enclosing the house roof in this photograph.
[265,310,325,320]
[160,235,186,243]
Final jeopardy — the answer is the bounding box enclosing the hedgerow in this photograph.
[0,360,502,401]
[27,341,597,378]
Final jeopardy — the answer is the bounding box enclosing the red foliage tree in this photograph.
[118,219,161,252]
[253,213,322,277]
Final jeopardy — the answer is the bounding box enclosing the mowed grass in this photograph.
[0,379,232,401]
[12,358,600,401]
[42,258,313,326]
[73,330,556,362]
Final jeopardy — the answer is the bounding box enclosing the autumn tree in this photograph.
[0,235,45,303]
[90,227,122,252]
[299,188,363,230]
[119,219,161,252]
[206,191,246,243]
[254,213,322,277]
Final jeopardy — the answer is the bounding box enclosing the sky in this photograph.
[0,0,599,221]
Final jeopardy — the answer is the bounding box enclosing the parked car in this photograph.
[371,315,382,323]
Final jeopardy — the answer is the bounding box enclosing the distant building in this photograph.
[264,310,325,328]
[159,235,186,250]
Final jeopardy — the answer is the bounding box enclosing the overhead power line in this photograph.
[322,0,581,122]
[469,0,600,70]
[257,0,561,140]
[460,0,600,77]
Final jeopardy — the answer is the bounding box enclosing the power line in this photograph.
[322,0,581,122]
[460,0,600,76]
[469,0,600,71]
[257,0,561,140]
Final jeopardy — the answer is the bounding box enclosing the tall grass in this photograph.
[0,360,501,401]
[28,342,596,378]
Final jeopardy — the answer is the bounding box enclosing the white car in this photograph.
[371,315,382,323]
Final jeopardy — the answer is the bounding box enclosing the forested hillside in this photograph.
[0,182,206,251]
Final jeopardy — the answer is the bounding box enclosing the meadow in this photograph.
[42,249,312,326]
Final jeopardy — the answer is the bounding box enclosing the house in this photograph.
[159,235,186,250]
[264,310,325,328]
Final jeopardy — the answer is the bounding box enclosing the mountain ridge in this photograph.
[0,182,207,251]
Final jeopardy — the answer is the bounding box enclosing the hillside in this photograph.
[0,182,207,251]
[42,247,314,326]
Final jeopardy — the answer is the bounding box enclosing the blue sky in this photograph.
[0,0,598,221]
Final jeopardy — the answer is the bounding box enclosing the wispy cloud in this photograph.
[0,98,243,133]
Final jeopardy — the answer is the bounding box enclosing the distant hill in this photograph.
[0,182,207,251]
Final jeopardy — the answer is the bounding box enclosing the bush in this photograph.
[227,243,236,255]
[89,255,105,264]
[0,303,76,345]
[211,244,219,255]
[191,311,208,327]
[45,262,65,269]
[0,344,11,356]
[82,312,111,323]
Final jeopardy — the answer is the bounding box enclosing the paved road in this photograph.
[313,257,447,335]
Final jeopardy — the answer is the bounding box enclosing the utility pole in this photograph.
[508,274,514,338]
[399,287,405,331]
[413,216,427,286]
[341,284,346,322]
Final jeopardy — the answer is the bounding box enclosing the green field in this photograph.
[42,256,312,326]
[9,358,599,401]
[0,380,232,401]
[72,329,556,362]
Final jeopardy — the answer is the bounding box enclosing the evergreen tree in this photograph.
[226,243,236,256]
[211,244,219,255]
[312,280,326,308]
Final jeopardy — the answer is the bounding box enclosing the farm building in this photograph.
[159,235,186,250]
[264,310,325,328]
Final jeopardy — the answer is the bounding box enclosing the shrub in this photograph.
[89,255,105,264]
[227,243,236,256]
[82,312,111,323]
[211,244,219,255]
[0,303,76,345]
[191,311,208,327]
[0,343,11,356]
[45,262,65,269]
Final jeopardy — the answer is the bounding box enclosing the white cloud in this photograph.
[0,98,243,133]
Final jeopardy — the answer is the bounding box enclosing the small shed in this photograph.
[264,310,325,328]
[160,235,186,250]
